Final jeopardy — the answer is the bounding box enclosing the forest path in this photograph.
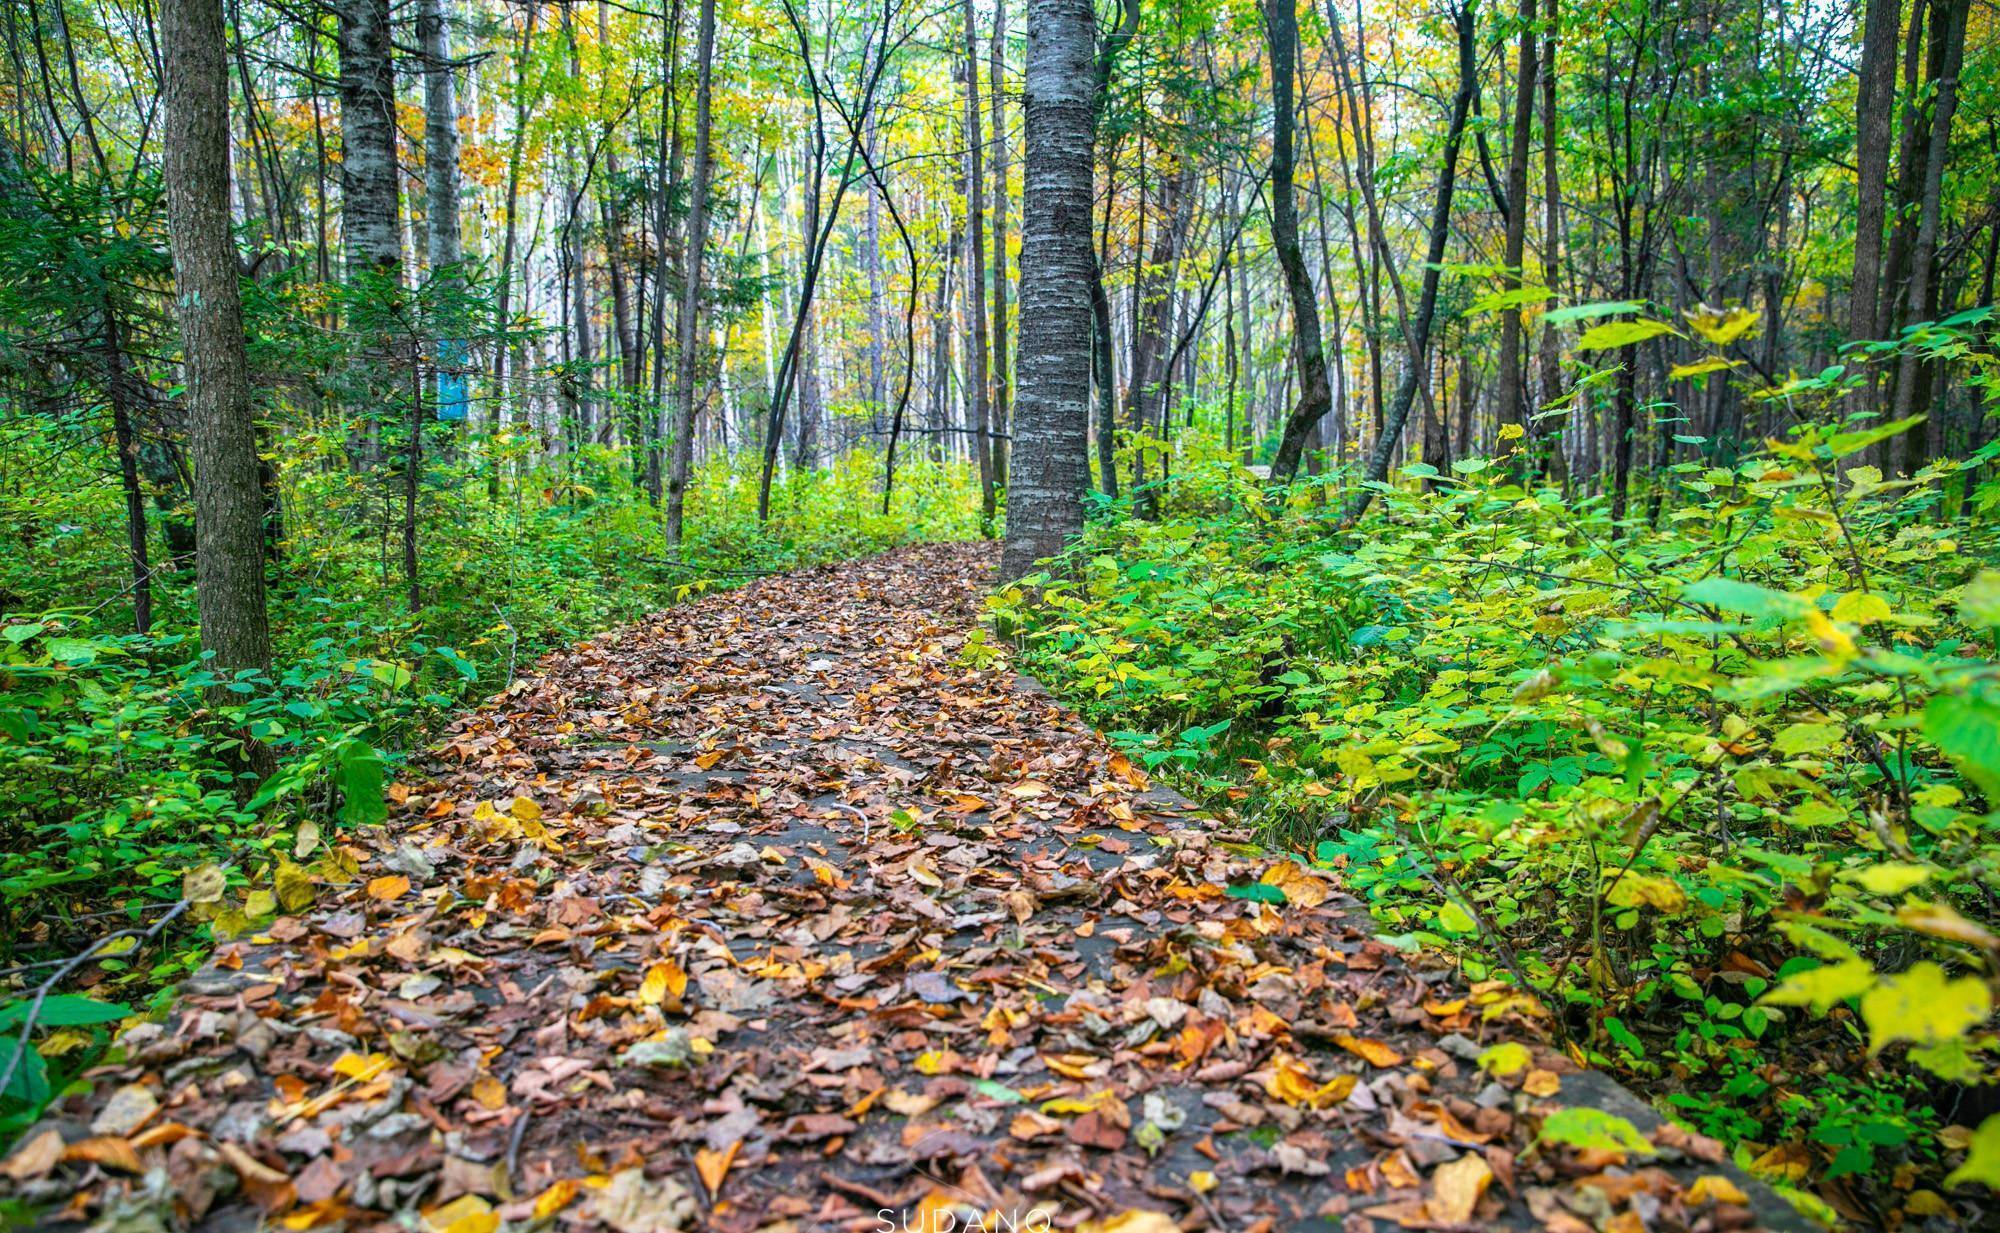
[15,544,1795,1232]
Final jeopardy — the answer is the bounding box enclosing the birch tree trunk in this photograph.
[999,0,1095,579]
[335,0,403,467]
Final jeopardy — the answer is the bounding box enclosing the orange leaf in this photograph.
[695,1139,740,1196]
[1333,1033,1405,1068]
[366,875,411,902]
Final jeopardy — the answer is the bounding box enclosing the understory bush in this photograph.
[1001,414,2000,1220]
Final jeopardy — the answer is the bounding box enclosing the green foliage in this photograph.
[1001,408,2000,1200]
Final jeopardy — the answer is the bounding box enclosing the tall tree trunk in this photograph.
[963,0,994,525]
[990,0,1012,492]
[1890,0,1968,475]
[490,5,537,498]
[1265,0,1333,485]
[1849,0,1900,351]
[419,0,463,440]
[161,0,271,677]
[335,0,403,466]
[1000,0,1095,579]
[1496,0,1537,471]
[864,108,889,431]
[665,0,715,550]
[1536,0,1567,483]
[1346,0,1477,519]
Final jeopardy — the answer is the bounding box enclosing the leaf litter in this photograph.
[2,545,1791,1231]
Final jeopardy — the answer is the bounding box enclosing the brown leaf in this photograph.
[1,1128,63,1181]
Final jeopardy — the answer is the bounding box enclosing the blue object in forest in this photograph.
[436,339,468,422]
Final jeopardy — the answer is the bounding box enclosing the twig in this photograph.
[0,887,201,1098]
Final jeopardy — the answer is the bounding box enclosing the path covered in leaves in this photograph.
[9,545,1799,1232]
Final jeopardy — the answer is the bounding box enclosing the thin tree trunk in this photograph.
[1265,0,1334,485]
[1496,0,1537,470]
[1346,0,1477,520]
[665,0,716,550]
[990,0,1012,493]
[963,0,994,524]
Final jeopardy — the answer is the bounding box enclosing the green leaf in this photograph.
[0,994,130,1031]
[1679,577,1809,619]
[1859,961,1990,1054]
[1922,693,2000,798]
[1824,415,1926,460]
[0,1039,48,1106]
[1436,900,1478,935]
[1576,319,1682,350]
[1759,959,1876,1014]
[1538,1107,1655,1155]
[336,740,388,827]
[1960,570,2000,631]
[1225,882,1287,905]
[1843,862,1932,896]
[1945,1113,2000,1192]
[1773,722,1843,756]
[1544,299,1645,326]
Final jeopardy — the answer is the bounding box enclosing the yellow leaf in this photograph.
[423,1194,498,1233]
[1832,591,1893,625]
[1669,356,1741,379]
[332,1052,394,1083]
[366,875,411,902]
[1685,304,1760,345]
[1261,861,1330,907]
[1862,962,1990,1053]
[1687,1174,1750,1206]
[533,1179,581,1219]
[1265,1052,1357,1109]
[1428,1153,1493,1223]
[640,960,687,1005]
[510,796,542,821]
[1187,1171,1217,1194]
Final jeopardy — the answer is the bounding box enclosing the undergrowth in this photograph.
[1000,418,2000,1224]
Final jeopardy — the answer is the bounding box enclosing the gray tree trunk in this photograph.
[1264,0,1333,485]
[999,0,1095,580]
[989,0,1012,491]
[962,0,994,524]
[1496,0,1536,466]
[665,0,716,549]
[161,0,271,676]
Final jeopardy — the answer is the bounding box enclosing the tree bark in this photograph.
[1346,0,1477,520]
[1000,0,1096,580]
[665,0,716,550]
[990,0,1012,492]
[1496,0,1537,470]
[161,0,271,677]
[963,0,994,525]
[1849,0,1900,349]
[1265,0,1333,485]
[335,0,402,470]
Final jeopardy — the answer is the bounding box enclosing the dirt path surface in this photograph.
[7,545,1799,1232]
